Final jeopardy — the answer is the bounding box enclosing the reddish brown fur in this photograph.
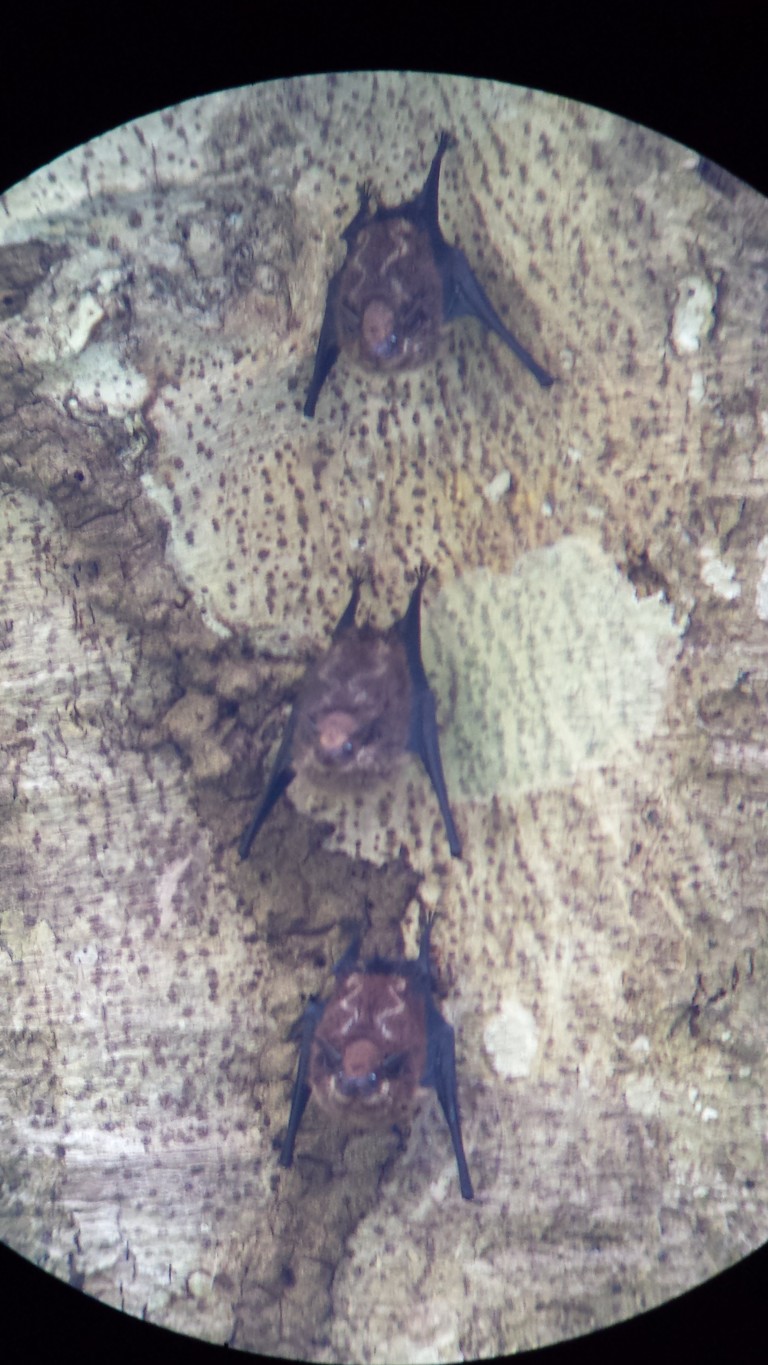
[293,630,412,781]
[310,969,428,1125]
[336,219,444,372]
[303,131,553,419]
[278,915,474,1197]
[238,565,462,861]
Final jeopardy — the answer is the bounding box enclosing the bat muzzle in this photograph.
[361,299,398,361]
[338,1071,379,1099]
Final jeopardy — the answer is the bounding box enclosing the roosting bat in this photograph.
[278,913,474,1200]
[303,129,554,416]
[238,565,461,859]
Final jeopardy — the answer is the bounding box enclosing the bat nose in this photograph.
[339,1071,378,1098]
[369,331,398,360]
[362,300,397,360]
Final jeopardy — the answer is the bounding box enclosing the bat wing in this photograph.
[238,714,298,859]
[422,997,474,1200]
[439,242,554,388]
[378,130,454,243]
[303,271,343,418]
[409,688,462,859]
[396,570,462,859]
[279,998,325,1168]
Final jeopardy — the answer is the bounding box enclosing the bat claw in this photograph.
[418,910,439,970]
[349,562,372,592]
[415,560,434,589]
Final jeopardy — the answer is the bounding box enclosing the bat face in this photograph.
[310,969,427,1124]
[295,630,412,781]
[238,566,462,859]
[334,217,444,373]
[278,915,474,1199]
[303,131,555,416]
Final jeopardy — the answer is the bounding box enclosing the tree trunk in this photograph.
[1,73,767,1362]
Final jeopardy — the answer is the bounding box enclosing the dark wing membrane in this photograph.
[379,130,454,252]
[440,242,554,387]
[238,715,298,858]
[396,570,461,858]
[422,997,474,1200]
[278,999,326,1168]
[409,688,462,858]
[304,271,343,417]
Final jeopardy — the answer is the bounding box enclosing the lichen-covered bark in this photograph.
[1,73,767,1363]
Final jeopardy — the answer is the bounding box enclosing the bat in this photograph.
[303,129,554,416]
[238,564,461,859]
[278,913,474,1200]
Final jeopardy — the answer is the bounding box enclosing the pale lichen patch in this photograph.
[670,275,716,356]
[483,996,539,1079]
[755,535,768,621]
[624,1074,663,1120]
[699,546,741,601]
[483,469,512,503]
[424,537,684,800]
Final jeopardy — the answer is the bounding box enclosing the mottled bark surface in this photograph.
[1,73,767,1363]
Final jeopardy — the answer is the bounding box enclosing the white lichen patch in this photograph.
[699,546,741,600]
[755,535,768,621]
[689,371,706,405]
[670,275,716,356]
[424,537,683,800]
[64,341,150,415]
[483,469,512,503]
[483,997,539,1079]
[624,1075,663,1120]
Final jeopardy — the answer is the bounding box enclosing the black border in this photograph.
[1,3,767,196]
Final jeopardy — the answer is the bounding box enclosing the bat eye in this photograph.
[401,305,428,337]
[341,739,354,756]
[381,1052,407,1078]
